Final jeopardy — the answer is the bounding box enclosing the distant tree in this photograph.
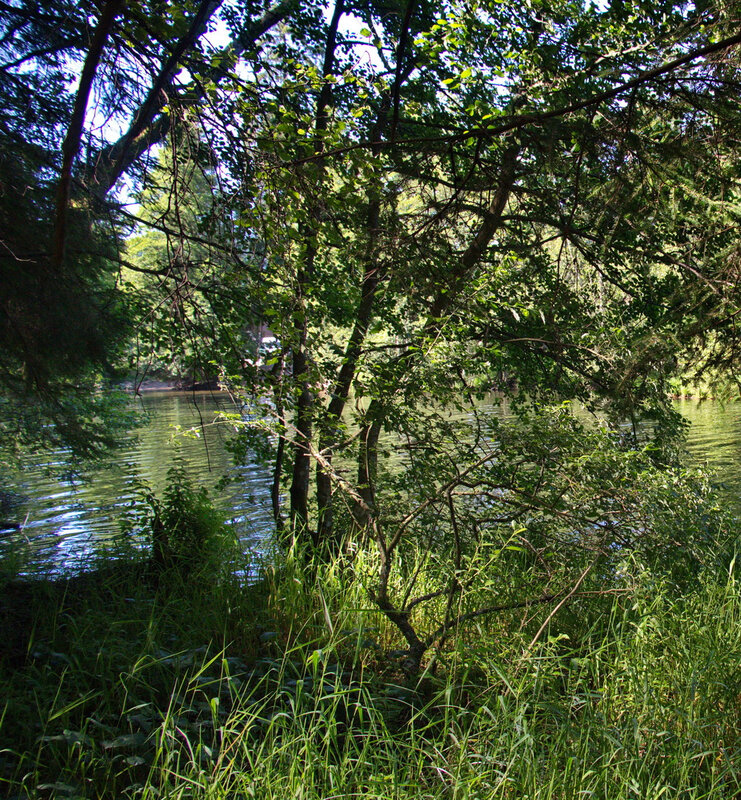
[123,132,257,386]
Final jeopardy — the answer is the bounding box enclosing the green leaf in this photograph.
[102,733,147,750]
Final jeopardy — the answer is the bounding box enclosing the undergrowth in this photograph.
[1,544,740,799]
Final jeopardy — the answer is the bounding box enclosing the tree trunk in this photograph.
[289,307,313,536]
[315,195,382,548]
[287,0,345,540]
[354,417,381,536]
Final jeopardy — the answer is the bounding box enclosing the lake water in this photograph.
[0,392,274,577]
[1,392,740,577]
[676,398,741,495]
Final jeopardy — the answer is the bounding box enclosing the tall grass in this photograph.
[1,548,740,799]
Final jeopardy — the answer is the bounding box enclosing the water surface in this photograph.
[0,392,272,576]
[2,393,740,576]
[677,399,741,499]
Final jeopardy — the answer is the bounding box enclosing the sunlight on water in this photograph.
[676,399,741,510]
[1,393,740,577]
[0,392,273,577]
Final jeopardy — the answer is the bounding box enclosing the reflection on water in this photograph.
[1,393,740,576]
[0,392,273,577]
[677,399,741,509]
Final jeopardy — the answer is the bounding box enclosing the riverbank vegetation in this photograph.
[2,538,740,798]
[2,460,740,797]
[3,0,741,796]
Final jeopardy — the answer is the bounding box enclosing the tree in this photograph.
[213,0,741,665]
[0,96,131,461]
[0,0,292,458]
[205,0,740,521]
[2,0,741,667]
[123,131,257,387]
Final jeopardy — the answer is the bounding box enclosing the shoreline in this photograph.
[119,377,225,394]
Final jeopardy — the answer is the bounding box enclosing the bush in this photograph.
[124,465,234,581]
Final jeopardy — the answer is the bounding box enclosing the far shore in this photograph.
[123,380,734,402]
[120,378,225,394]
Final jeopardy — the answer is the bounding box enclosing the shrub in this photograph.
[124,465,234,581]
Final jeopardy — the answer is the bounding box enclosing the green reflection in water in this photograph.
[676,398,741,509]
[0,392,272,576]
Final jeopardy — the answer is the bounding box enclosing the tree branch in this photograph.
[426,593,561,647]
[51,0,125,270]
[92,0,300,198]
[102,0,224,195]
[289,29,741,166]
